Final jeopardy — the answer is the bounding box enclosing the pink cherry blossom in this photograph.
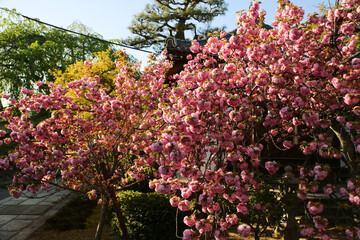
[265,161,279,175]
[307,201,324,215]
[341,0,356,8]
[183,229,198,240]
[313,216,328,230]
[181,188,192,199]
[178,200,190,211]
[300,225,314,236]
[346,229,354,238]
[349,194,360,205]
[283,140,294,149]
[323,184,335,195]
[236,203,249,214]
[340,187,349,196]
[184,216,196,227]
[340,23,356,35]
[190,40,200,53]
[224,63,237,73]
[170,196,180,207]
[344,94,360,105]
[237,224,251,237]
[225,214,238,225]
[321,234,331,240]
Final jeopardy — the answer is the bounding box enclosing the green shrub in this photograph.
[123,178,154,193]
[110,190,186,240]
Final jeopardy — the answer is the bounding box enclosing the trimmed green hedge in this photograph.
[110,190,186,240]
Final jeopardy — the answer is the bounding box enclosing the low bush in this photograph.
[110,190,186,240]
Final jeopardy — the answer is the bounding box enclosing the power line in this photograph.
[0,7,154,54]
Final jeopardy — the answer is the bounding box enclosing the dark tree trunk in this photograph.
[330,121,358,177]
[175,18,186,40]
[254,225,260,240]
[94,196,108,240]
[98,162,129,240]
[109,188,130,240]
[284,205,299,240]
[254,232,260,240]
[283,184,300,240]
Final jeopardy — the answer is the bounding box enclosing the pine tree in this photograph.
[123,0,227,51]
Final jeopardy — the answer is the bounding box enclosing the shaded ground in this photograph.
[0,170,12,200]
[26,195,115,240]
[26,208,115,240]
[0,189,10,200]
[0,170,12,189]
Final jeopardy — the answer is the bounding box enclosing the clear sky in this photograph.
[0,0,326,62]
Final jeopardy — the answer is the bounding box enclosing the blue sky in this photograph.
[0,0,326,62]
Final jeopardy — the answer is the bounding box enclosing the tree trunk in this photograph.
[284,205,299,240]
[175,18,186,40]
[253,225,260,240]
[283,185,300,240]
[330,121,358,177]
[94,196,108,240]
[99,162,129,239]
[109,188,130,240]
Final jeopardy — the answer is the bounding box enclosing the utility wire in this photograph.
[0,7,154,54]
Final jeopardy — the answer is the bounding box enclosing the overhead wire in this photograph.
[0,7,154,54]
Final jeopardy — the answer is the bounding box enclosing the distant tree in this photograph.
[52,49,119,95]
[123,0,227,52]
[316,1,335,16]
[0,9,113,100]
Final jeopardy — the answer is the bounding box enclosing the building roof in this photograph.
[165,22,272,60]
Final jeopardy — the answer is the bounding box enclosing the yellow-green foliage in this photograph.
[51,50,132,113]
[316,1,334,16]
[50,49,146,121]
[52,49,117,90]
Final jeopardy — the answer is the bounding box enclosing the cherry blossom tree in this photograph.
[148,0,360,239]
[1,0,359,239]
[0,52,171,240]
